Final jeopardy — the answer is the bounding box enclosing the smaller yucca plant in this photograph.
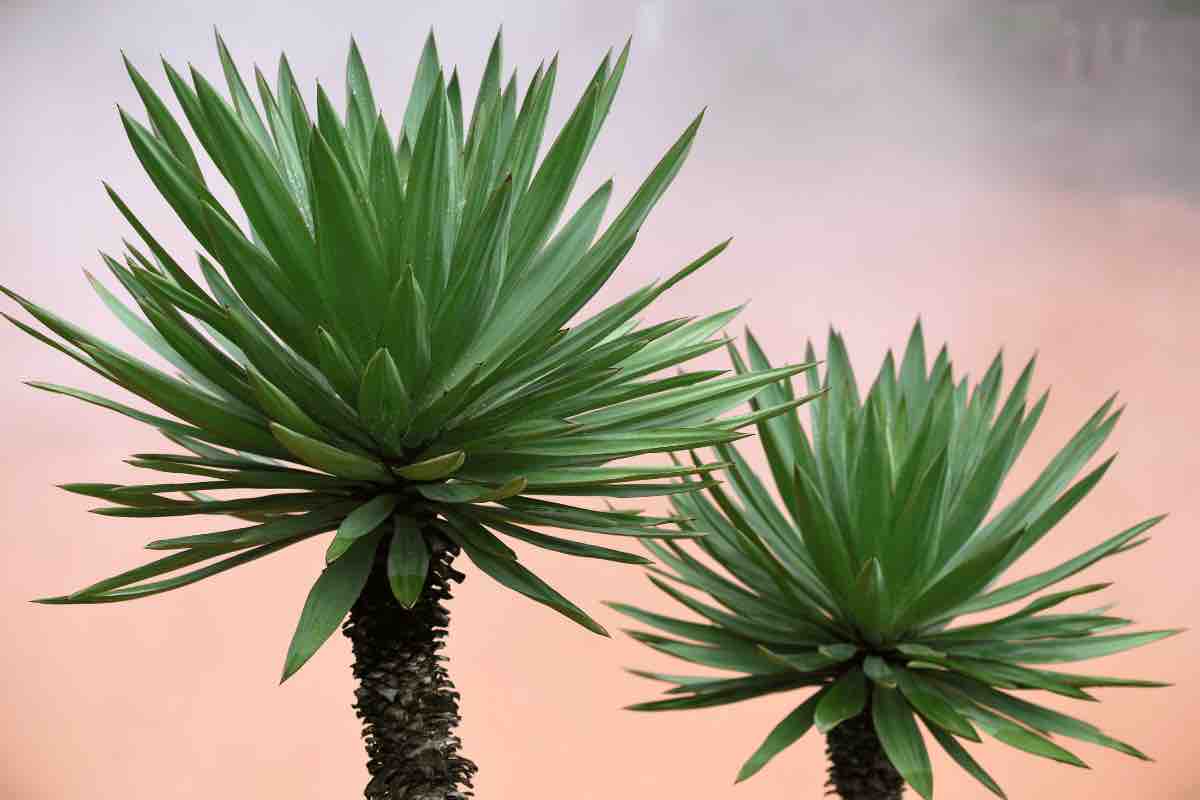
[615,323,1178,800]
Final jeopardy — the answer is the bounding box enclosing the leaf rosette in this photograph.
[5,31,816,679]
[617,322,1179,798]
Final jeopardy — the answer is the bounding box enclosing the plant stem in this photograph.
[825,707,904,800]
[343,536,477,799]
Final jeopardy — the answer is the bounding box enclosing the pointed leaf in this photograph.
[735,689,826,783]
[872,685,934,800]
[815,666,868,733]
[281,529,381,681]
[388,516,430,608]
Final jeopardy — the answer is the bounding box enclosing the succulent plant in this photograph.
[615,323,1178,800]
[2,30,812,798]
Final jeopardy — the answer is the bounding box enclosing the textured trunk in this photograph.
[825,708,904,800]
[343,538,477,799]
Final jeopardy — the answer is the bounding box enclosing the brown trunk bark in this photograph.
[825,707,905,800]
[343,538,477,799]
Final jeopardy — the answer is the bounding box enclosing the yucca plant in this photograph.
[615,323,1178,800]
[2,30,814,798]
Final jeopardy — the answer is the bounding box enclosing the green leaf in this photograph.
[956,629,1181,664]
[864,655,899,688]
[507,82,598,271]
[760,645,855,674]
[815,666,868,733]
[197,207,312,357]
[40,538,299,604]
[415,477,526,504]
[117,105,216,251]
[213,31,275,155]
[935,395,1023,562]
[626,676,803,712]
[886,449,949,599]
[974,397,1122,567]
[368,114,405,276]
[357,348,412,447]
[254,67,312,227]
[906,655,1092,699]
[478,497,695,538]
[438,511,516,560]
[144,503,353,549]
[394,450,466,481]
[80,342,283,458]
[927,725,1007,799]
[487,519,649,564]
[402,32,441,145]
[326,493,398,563]
[950,692,1089,768]
[896,667,980,741]
[898,320,927,405]
[91,491,332,518]
[519,462,730,489]
[309,127,388,357]
[387,516,430,608]
[940,674,1151,760]
[403,73,457,296]
[927,582,1113,642]
[941,516,1162,622]
[26,381,203,446]
[123,55,204,181]
[270,423,391,482]
[105,184,208,298]
[850,397,893,562]
[896,526,1023,630]
[451,182,613,383]
[246,366,326,441]
[790,465,855,606]
[484,428,746,462]
[499,59,555,205]
[872,685,934,800]
[232,314,369,448]
[281,528,381,681]
[574,363,813,431]
[609,602,755,649]
[316,326,362,404]
[345,38,378,149]
[191,63,321,321]
[458,544,608,636]
[315,84,366,190]
[735,689,826,783]
[849,557,888,641]
[433,176,512,371]
[378,269,432,394]
[67,548,235,598]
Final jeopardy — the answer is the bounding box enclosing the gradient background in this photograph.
[1,1,1197,798]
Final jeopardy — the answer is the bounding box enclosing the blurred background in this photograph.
[1,1,1197,798]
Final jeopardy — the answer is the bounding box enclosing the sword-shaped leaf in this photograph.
[282,528,382,681]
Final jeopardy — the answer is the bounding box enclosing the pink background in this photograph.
[1,2,1196,798]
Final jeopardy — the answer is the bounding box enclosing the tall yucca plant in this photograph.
[2,30,814,797]
[615,323,1178,800]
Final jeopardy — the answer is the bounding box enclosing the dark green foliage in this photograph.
[7,30,816,678]
[618,322,1177,798]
